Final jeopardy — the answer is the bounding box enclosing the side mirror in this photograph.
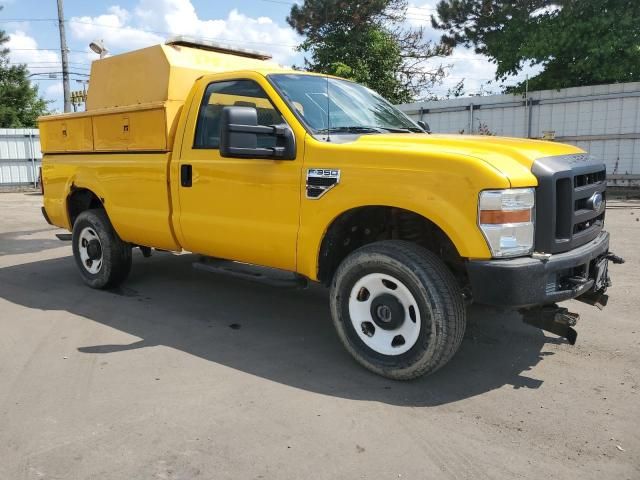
[219,106,296,160]
[417,120,431,134]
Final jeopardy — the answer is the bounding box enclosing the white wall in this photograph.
[0,129,42,186]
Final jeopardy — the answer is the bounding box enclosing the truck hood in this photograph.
[352,133,585,187]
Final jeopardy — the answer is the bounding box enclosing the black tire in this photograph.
[72,209,132,289]
[329,240,466,380]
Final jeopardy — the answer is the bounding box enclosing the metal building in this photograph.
[397,82,640,186]
[0,129,42,187]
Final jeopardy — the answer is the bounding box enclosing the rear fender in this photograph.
[64,172,110,229]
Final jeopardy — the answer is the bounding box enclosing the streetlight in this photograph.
[89,39,108,59]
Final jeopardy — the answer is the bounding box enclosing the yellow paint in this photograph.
[40,42,586,282]
[38,43,283,154]
[85,44,282,110]
[170,71,307,271]
[42,151,179,251]
[91,107,168,151]
[38,115,93,152]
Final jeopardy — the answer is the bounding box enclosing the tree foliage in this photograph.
[0,8,49,128]
[287,0,452,103]
[432,0,640,91]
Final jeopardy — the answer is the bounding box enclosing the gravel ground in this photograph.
[0,192,638,479]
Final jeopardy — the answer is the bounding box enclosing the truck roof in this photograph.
[165,35,273,61]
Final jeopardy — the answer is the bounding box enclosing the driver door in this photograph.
[175,76,302,271]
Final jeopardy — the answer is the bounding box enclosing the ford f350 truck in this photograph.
[39,37,622,380]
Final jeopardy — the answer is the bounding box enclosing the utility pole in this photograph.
[524,74,530,138]
[56,0,71,112]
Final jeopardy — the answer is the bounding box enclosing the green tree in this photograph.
[287,0,451,103]
[0,8,49,128]
[432,0,640,91]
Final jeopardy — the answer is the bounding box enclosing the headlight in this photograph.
[479,188,535,258]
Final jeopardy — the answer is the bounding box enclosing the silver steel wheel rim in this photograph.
[78,227,103,274]
[348,273,421,356]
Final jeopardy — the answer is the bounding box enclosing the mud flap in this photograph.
[521,304,579,345]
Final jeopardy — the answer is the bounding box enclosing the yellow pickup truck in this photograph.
[40,37,621,379]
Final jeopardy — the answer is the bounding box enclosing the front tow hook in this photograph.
[606,253,625,264]
[577,251,625,309]
[521,304,579,345]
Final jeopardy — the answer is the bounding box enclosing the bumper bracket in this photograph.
[521,304,580,345]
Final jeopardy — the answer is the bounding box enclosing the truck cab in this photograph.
[39,37,620,380]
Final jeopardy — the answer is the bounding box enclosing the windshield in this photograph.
[269,74,422,135]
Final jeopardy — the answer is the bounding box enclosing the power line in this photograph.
[8,47,90,54]
[7,60,90,65]
[6,45,488,61]
[10,64,90,70]
[64,19,301,48]
[27,70,90,75]
[0,18,57,22]
[7,46,495,64]
[2,16,506,65]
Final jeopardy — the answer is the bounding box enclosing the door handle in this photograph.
[181,164,192,187]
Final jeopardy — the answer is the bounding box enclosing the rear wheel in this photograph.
[72,209,132,289]
[330,240,466,380]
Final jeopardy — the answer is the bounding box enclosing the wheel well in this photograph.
[67,188,104,226]
[317,206,466,286]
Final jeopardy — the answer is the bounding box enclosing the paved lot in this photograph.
[0,192,638,479]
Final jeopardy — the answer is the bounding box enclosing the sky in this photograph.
[0,0,538,112]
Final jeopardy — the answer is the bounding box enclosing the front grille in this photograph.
[532,154,607,254]
[573,212,604,234]
[574,170,606,188]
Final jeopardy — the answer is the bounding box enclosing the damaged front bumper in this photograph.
[466,230,614,308]
[466,230,624,344]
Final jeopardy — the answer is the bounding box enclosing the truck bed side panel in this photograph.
[42,152,180,251]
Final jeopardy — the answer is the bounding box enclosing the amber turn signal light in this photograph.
[480,209,531,224]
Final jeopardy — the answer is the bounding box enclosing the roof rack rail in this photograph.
[165,35,272,61]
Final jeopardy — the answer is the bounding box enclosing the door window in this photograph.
[194,79,284,149]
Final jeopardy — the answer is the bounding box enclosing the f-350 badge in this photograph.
[306,169,340,199]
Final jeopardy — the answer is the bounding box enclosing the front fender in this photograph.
[296,177,497,281]
[296,136,531,281]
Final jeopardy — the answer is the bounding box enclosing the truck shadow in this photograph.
[0,251,558,407]
[0,228,62,256]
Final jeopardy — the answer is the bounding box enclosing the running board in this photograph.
[56,233,72,241]
[193,257,308,289]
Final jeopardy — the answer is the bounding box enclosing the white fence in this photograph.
[397,82,640,186]
[0,128,42,187]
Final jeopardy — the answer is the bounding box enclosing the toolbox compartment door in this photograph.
[39,116,94,153]
[92,107,168,151]
[39,102,173,154]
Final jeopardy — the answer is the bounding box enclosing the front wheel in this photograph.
[330,240,466,380]
[72,209,132,289]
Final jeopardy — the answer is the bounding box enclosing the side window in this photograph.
[194,79,284,149]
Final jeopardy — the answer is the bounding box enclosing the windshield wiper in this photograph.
[316,126,385,134]
[317,126,423,134]
[376,126,424,133]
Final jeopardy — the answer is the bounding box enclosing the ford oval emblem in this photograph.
[590,192,603,211]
